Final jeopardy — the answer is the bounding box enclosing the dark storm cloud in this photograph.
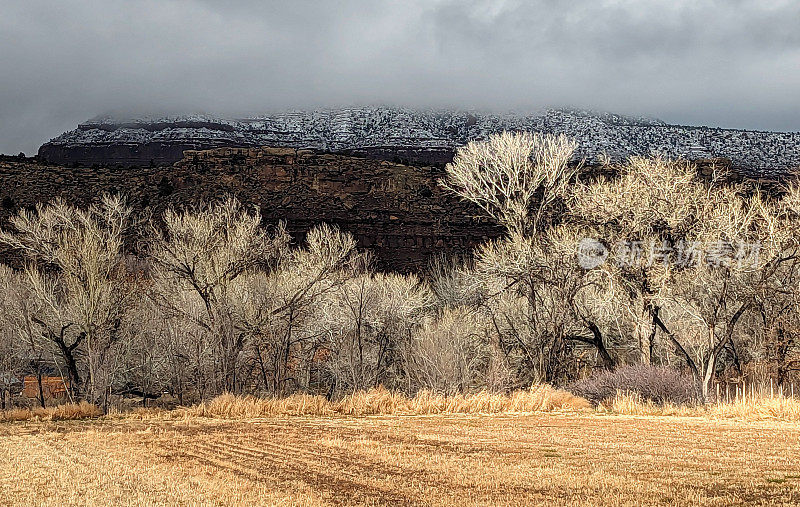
[1,0,799,154]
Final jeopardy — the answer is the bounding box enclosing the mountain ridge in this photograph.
[39,107,800,177]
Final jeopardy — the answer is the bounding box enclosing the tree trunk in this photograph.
[56,340,82,400]
[647,305,661,365]
[587,321,616,369]
[36,369,46,409]
[702,351,716,401]
[566,321,615,370]
[653,313,700,379]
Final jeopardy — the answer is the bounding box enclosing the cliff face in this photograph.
[38,107,800,177]
[0,148,503,271]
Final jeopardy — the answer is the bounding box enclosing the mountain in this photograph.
[38,107,800,177]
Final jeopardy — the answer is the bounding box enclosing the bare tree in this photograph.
[148,198,289,395]
[318,271,432,393]
[441,132,615,382]
[570,157,718,365]
[441,131,578,236]
[0,196,135,403]
[405,306,501,393]
[238,223,360,395]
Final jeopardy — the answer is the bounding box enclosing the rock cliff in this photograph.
[1,148,503,271]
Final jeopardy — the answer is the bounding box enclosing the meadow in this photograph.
[2,389,800,506]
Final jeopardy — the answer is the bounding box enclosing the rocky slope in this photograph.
[39,108,800,177]
[0,149,502,271]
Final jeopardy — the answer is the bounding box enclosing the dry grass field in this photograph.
[2,410,800,506]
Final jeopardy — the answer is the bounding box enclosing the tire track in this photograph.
[173,432,422,505]
[176,420,540,503]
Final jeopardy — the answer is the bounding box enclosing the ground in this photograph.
[1,413,799,506]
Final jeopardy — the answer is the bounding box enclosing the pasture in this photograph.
[2,412,799,506]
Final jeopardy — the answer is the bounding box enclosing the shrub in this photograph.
[568,364,701,406]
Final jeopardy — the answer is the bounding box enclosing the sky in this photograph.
[1,0,800,155]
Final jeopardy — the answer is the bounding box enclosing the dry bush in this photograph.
[180,385,589,419]
[0,401,102,422]
[569,364,701,406]
[608,392,700,417]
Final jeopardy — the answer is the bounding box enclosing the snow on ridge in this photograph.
[44,107,800,174]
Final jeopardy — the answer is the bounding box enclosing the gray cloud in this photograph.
[1,0,799,154]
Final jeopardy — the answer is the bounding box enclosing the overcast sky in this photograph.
[1,0,799,154]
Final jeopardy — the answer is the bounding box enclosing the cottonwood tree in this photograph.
[241,224,359,395]
[757,184,800,386]
[0,266,31,407]
[472,226,620,383]
[441,131,579,236]
[148,198,289,395]
[318,271,432,393]
[570,157,716,365]
[442,131,618,381]
[0,196,135,403]
[405,306,500,393]
[0,266,63,407]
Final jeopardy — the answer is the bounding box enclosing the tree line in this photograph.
[1,132,799,407]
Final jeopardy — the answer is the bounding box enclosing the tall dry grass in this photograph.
[608,391,800,421]
[180,385,591,419]
[708,394,800,421]
[0,401,102,422]
[6,387,799,423]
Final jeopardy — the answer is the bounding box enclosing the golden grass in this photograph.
[709,394,800,421]
[4,387,800,426]
[0,401,101,422]
[2,411,800,505]
[181,385,591,419]
[608,391,800,421]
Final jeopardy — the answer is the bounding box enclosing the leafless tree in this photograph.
[148,198,289,395]
[318,271,432,393]
[240,223,360,395]
[0,195,135,403]
[441,131,578,236]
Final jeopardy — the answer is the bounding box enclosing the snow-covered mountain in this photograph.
[39,107,800,177]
